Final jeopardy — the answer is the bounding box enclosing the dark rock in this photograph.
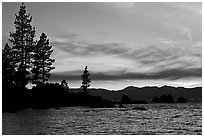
[119,104,126,108]
[172,115,180,118]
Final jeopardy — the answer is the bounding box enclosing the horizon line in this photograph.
[27,83,202,91]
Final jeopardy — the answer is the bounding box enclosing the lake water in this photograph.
[2,103,202,135]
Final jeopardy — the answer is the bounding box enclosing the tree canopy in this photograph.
[81,66,91,93]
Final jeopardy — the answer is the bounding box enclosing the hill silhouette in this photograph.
[70,85,202,102]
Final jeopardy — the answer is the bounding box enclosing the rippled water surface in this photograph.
[2,103,202,135]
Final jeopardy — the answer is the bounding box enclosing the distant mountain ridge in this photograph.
[69,86,202,102]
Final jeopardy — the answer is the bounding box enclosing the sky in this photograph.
[2,2,202,90]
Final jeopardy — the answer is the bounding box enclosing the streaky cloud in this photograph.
[50,67,201,81]
[51,40,129,56]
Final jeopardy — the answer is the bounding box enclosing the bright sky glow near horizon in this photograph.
[2,2,202,90]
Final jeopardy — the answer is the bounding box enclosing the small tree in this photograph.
[81,66,91,93]
[9,3,36,88]
[32,33,55,84]
[2,43,17,85]
[61,80,69,91]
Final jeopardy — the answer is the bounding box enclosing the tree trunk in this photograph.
[42,48,45,84]
[21,22,26,89]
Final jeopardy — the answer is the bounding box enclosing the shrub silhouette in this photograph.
[26,82,115,109]
[120,95,148,105]
[177,97,187,103]
[152,96,160,103]
[121,95,132,104]
[30,83,68,108]
[152,94,174,103]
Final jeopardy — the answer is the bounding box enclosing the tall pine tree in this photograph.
[32,33,55,84]
[9,3,36,88]
[81,66,91,93]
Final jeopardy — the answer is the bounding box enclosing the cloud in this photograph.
[156,37,176,47]
[124,43,201,71]
[184,28,193,41]
[91,68,202,80]
[51,34,201,76]
[50,67,201,81]
[51,38,129,57]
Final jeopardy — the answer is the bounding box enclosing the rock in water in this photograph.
[119,104,126,108]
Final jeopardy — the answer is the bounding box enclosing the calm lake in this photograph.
[2,103,202,135]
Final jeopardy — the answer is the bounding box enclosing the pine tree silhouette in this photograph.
[2,43,17,85]
[61,80,69,91]
[32,33,55,84]
[9,3,36,88]
[81,66,91,93]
